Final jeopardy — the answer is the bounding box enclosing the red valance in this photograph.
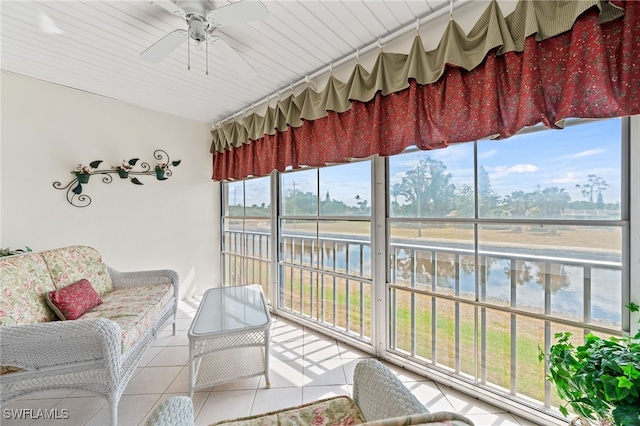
[212,0,639,181]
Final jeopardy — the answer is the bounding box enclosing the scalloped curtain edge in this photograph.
[212,0,640,181]
[210,0,624,154]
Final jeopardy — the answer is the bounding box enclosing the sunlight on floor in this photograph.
[2,298,543,426]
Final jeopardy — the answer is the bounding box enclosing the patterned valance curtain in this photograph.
[211,0,639,181]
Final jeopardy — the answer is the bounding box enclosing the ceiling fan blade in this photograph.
[140,29,187,63]
[210,36,257,79]
[150,0,186,19]
[206,0,268,27]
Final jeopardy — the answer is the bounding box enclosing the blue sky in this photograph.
[389,118,622,205]
[277,163,372,209]
[236,118,622,208]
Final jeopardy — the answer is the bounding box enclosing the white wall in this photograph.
[1,72,220,299]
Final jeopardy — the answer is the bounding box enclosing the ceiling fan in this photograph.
[141,0,268,78]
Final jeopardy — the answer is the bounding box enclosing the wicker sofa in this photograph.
[146,359,475,426]
[0,245,179,426]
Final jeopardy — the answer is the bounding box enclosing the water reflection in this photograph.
[395,251,477,289]
[276,232,621,326]
[283,237,372,279]
[504,261,571,294]
[391,247,621,325]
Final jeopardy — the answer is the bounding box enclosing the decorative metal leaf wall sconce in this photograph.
[53,149,181,208]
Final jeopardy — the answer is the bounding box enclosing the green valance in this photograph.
[210,0,623,154]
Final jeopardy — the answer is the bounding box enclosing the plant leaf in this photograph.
[171,160,181,167]
[559,405,569,417]
[537,345,546,362]
[128,158,139,166]
[89,160,103,169]
[612,404,640,426]
[130,178,143,185]
[621,364,640,379]
[72,183,83,194]
[617,376,633,389]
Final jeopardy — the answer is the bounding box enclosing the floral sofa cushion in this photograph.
[79,283,174,352]
[40,245,114,296]
[0,253,57,327]
[207,396,476,426]
[210,396,366,426]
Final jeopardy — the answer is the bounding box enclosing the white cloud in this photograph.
[489,164,538,179]
[551,172,578,184]
[572,148,606,158]
[511,164,538,173]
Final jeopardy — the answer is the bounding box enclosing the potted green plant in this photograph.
[155,163,169,180]
[540,303,640,426]
[71,164,93,183]
[115,160,133,178]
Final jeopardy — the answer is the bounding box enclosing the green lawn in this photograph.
[235,253,603,409]
[277,270,554,404]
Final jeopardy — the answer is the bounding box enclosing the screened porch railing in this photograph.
[223,229,623,410]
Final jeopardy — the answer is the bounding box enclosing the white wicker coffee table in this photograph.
[188,284,271,397]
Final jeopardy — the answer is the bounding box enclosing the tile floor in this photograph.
[2,299,544,426]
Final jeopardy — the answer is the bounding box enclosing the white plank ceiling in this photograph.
[1,0,480,125]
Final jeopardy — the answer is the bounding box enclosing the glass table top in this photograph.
[189,284,270,336]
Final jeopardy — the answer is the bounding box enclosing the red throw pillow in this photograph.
[45,279,102,320]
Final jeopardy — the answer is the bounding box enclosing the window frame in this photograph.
[220,117,634,424]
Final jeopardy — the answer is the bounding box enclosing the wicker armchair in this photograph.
[146,359,474,426]
[0,247,179,426]
[146,396,195,426]
[352,358,428,420]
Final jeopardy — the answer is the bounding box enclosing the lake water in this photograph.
[248,231,623,326]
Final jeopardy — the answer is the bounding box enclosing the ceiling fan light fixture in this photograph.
[187,15,207,43]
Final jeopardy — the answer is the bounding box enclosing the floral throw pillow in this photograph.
[45,279,102,320]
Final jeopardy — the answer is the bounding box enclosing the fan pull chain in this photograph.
[206,39,209,75]
[187,37,191,71]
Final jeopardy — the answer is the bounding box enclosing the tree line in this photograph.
[391,156,616,218]
[229,156,617,218]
